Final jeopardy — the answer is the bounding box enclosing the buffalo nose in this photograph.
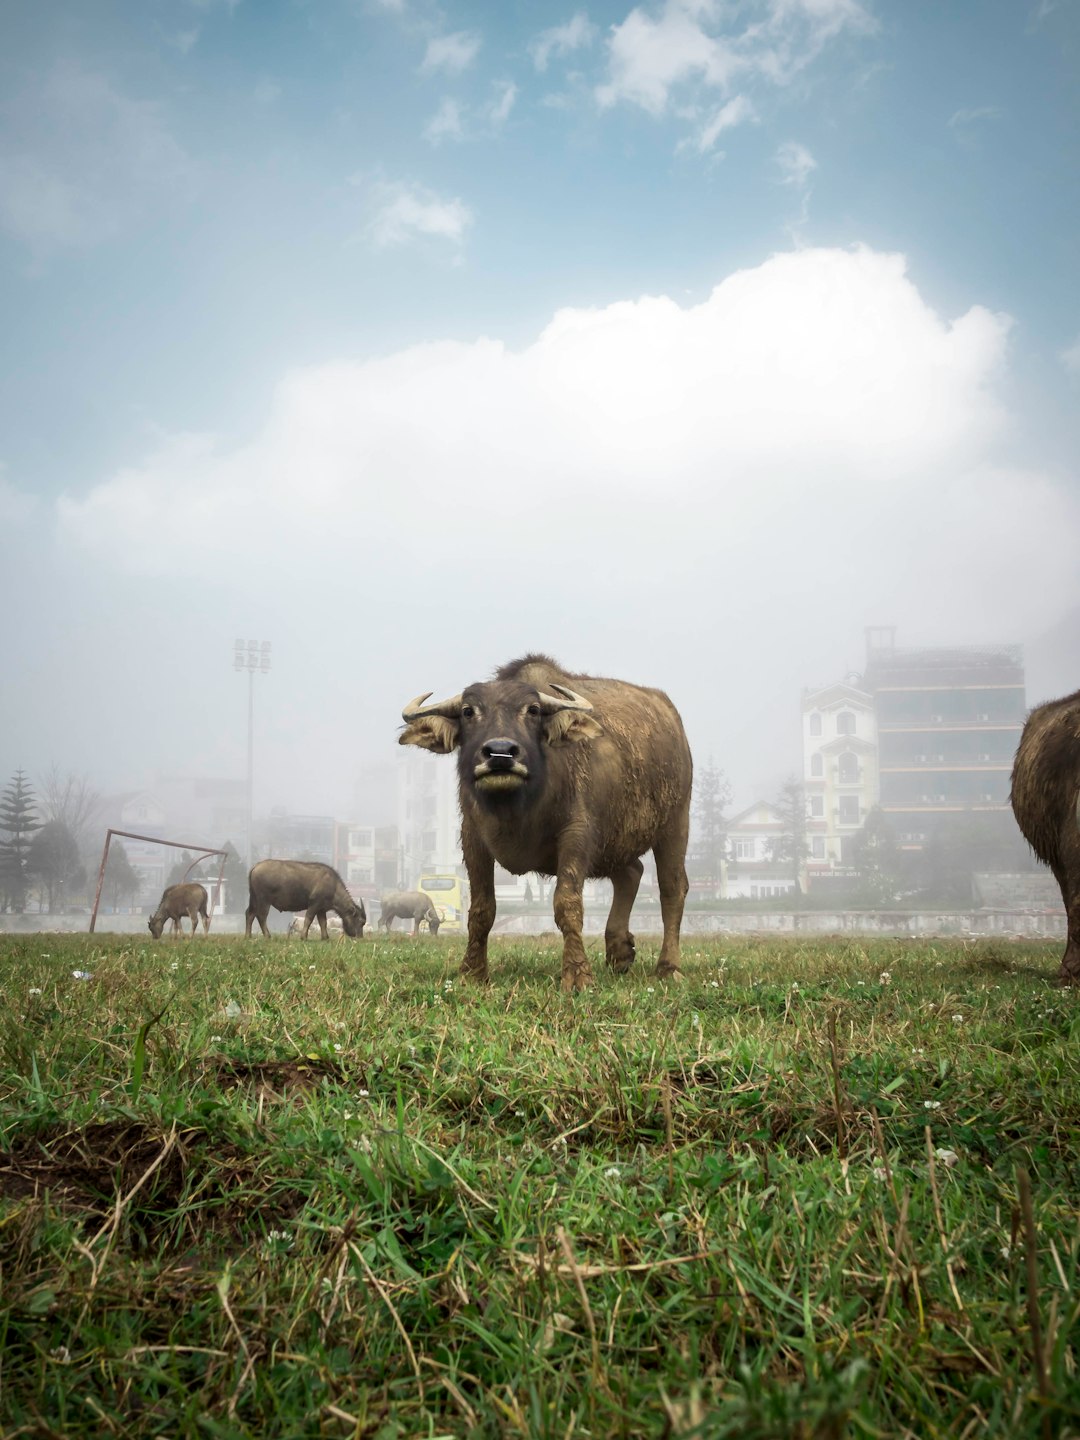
[482,738,520,764]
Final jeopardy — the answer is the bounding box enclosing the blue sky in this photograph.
[1,0,1078,814]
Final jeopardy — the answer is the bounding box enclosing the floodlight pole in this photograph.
[234,639,271,868]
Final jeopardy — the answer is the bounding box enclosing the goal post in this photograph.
[89,829,229,934]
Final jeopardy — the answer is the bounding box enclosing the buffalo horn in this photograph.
[401,692,464,723]
[536,684,593,714]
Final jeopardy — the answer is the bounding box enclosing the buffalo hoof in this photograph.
[605,935,636,973]
[460,964,490,984]
[561,965,593,993]
[655,964,682,982]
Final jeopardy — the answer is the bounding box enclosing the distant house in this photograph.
[724,801,800,900]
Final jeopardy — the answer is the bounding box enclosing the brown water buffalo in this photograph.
[1010,688,1080,984]
[149,882,210,939]
[379,889,442,936]
[399,653,693,991]
[245,859,366,940]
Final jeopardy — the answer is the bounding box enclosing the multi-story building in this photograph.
[397,748,463,884]
[264,811,336,865]
[334,822,401,899]
[864,627,1025,849]
[801,677,878,873]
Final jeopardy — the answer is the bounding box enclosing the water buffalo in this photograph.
[399,653,692,991]
[1010,688,1080,984]
[379,889,442,936]
[149,882,210,939]
[245,859,366,940]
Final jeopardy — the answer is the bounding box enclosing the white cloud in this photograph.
[597,3,738,115]
[530,13,598,71]
[949,106,1002,127]
[488,81,517,127]
[424,98,464,145]
[0,62,193,253]
[693,94,755,152]
[597,0,872,120]
[58,247,1076,690]
[776,139,816,186]
[420,31,481,76]
[366,180,473,248]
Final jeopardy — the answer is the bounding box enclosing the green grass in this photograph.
[1,932,1078,1438]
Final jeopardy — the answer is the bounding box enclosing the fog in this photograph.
[1,1,1078,847]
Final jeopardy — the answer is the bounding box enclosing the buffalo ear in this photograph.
[399,716,461,754]
[544,710,604,748]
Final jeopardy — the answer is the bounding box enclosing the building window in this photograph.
[838,795,860,823]
[837,712,855,736]
[811,753,823,777]
[809,713,822,736]
[734,839,756,859]
[810,796,824,817]
[838,753,858,784]
[811,837,825,859]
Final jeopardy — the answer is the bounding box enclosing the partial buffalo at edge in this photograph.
[1010,688,1080,984]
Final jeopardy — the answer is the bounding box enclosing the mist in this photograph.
[1,0,1078,873]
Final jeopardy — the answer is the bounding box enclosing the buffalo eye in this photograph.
[462,704,475,719]
[526,703,541,717]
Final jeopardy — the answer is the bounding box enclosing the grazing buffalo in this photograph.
[399,653,693,991]
[149,882,210,939]
[245,860,366,940]
[1010,688,1080,984]
[379,890,442,936]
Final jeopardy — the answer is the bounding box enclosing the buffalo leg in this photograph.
[316,911,330,941]
[461,828,496,983]
[605,858,643,973]
[653,819,689,979]
[553,853,593,992]
[1056,866,1080,985]
[245,903,271,938]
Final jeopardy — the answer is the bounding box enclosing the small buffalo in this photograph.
[1010,688,1080,984]
[379,889,442,936]
[399,653,692,991]
[149,882,210,939]
[245,859,366,940]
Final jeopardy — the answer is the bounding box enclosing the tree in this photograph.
[102,842,140,911]
[914,811,1030,906]
[28,819,85,913]
[693,757,733,896]
[219,840,247,912]
[166,850,196,887]
[766,776,809,897]
[850,806,903,906]
[37,766,102,853]
[0,770,41,913]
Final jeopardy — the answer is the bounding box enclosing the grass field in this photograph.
[1,931,1078,1439]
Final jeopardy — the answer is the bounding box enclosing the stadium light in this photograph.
[234,639,272,866]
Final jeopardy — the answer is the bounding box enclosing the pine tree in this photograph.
[0,770,41,913]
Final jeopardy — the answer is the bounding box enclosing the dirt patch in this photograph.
[210,1055,345,1102]
[0,1120,305,1247]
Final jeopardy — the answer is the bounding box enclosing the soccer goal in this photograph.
[88,829,229,933]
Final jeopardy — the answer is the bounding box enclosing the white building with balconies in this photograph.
[801,679,878,877]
